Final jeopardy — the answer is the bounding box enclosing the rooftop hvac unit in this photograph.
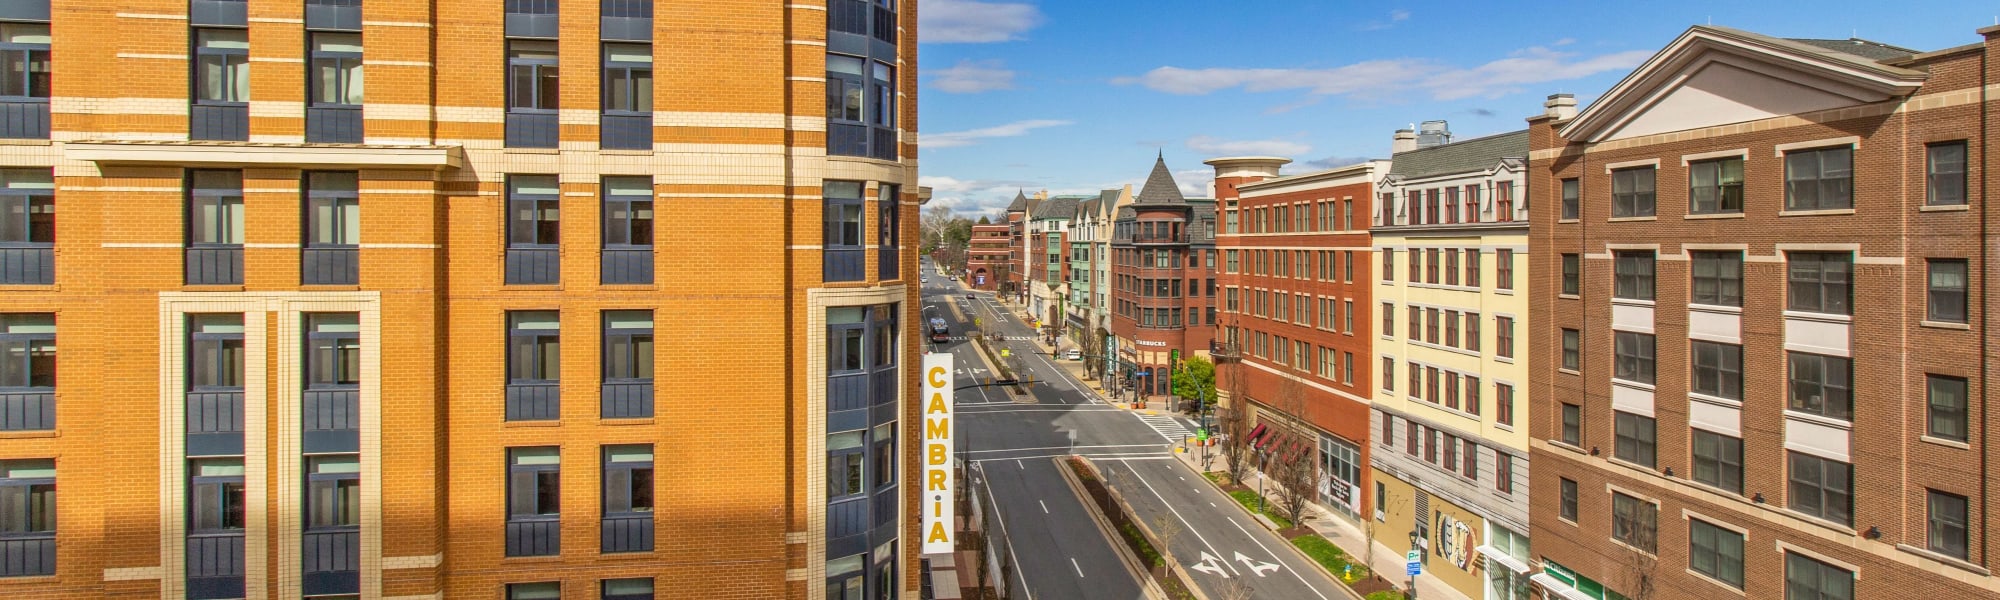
[1417,120,1452,149]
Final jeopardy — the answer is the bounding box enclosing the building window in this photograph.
[1560,328,1579,371]
[878,184,900,279]
[0,313,54,390]
[506,311,560,421]
[1613,411,1656,468]
[1927,259,1968,324]
[194,28,249,104]
[1689,157,1743,214]
[188,457,246,531]
[506,447,561,557]
[508,582,561,600]
[305,313,359,389]
[1496,249,1513,290]
[1495,453,1512,494]
[1381,357,1394,393]
[308,32,362,106]
[301,171,359,285]
[1785,552,1853,600]
[1928,489,1969,560]
[0,458,54,577]
[1690,341,1742,400]
[1560,403,1581,446]
[1611,492,1656,552]
[1558,477,1578,521]
[1690,251,1742,307]
[506,40,560,147]
[600,43,653,149]
[1560,253,1579,296]
[1787,352,1851,421]
[1343,251,1354,283]
[1425,248,1439,283]
[305,455,359,532]
[1614,331,1654,384]
[602,445,654,553]
[1559,178,1579,220]
[1691,429,1743,494]
[1495,383,1513,426]
[1382,249,1394,282]
[1688,519,1744,588]
[1441,433,1458,471]
[0,21,51,102]
[1495,316,1514,359]
[824,181,865,282]
[1611,167,1655,218]
[186,170,244,285]
[1444,249,1459,285]
[0,169,52,284]
[1613,250,1655,300]
[1444,310,1458,347]
[1926,141,1967,206]
[506,175,561,285]
[601,177,654,285]
[1787,252,1852,315]
[188,314,244,389]
[602,578,654,600]
[1787,452,1852,526]
[1927,374,1968,443]
[1784,146,1853,211]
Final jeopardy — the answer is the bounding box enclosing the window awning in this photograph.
[1474,545,1530,574]
[1247,423,1269,446]
[1529,573,1601,600]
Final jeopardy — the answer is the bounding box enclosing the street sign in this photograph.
[1405,550,1422,576]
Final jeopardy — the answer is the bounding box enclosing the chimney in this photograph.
[1392,129,1417,154]
[1416,120,1452,149]
[1544,93,1577,121]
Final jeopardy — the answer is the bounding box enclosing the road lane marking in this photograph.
[1109,462,1240,576]
[1016,459,1023,470]
[971,453,1170,463]
[964,444,1167,454]
[1040,500,1049,514]
[974,463,1037,600]
[1071,557,1084,578]
[1225,516,1330,600]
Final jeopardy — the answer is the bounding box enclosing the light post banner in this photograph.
[921,353,956,554]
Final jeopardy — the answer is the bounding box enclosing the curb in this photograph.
[1053,456,1170,600]
[1183,462,1370,600]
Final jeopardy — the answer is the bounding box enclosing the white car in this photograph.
[1063,349,1082,361]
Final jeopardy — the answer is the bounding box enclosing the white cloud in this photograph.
[1358,9,1411,31]
[918,175,1043,217]
[919,0,1045,43]
[931,59,1016,93]
[925,119,1072,149]
[1185,135,1312,157]
[1118,44,1652,101]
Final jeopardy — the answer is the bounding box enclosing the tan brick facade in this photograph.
[0,1,921,598]
[1528,25,2000,600]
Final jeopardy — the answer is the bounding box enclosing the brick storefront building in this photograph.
[1528,25,2000,600]
[0,1,921,599]
[1111,157,1217,399]
[968,222,1010,290]
[1212,157,1384,525]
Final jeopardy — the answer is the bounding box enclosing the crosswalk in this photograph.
[937,335,1036,342]
[1135,412,1196,442]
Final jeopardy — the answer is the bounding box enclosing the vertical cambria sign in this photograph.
[921,353,956,554]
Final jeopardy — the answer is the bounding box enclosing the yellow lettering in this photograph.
[928,366,948,388]
[928,443,947,466]
[927,393,948,414]
[933,500,943,518]
[926,521,949,544]
[927,469,947,490]
[925,417,950,440]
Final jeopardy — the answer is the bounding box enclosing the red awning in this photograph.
[1247,424,1269,447]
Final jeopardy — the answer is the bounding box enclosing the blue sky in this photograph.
[914,0,1998,217]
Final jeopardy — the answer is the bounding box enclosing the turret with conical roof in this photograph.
[1005,190,1030,212]
[1135,155,1187,205]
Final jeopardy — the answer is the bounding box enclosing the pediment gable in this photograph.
[1562,27,1925,144]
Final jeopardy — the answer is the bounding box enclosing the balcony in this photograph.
[305,106,362,144]
[505,247,558,285]
[186,533,245,600]
[302,530,359,596]
[302,247,358,286]
[601,114,652,151]
[0,534,53,577]
[302,389,358,453]
[824,247,864,282]
[1209,341,1243,364]
[190,104,248,142]
[601,381,653,419]
[601,514,653,554]
[186,391,244,456]
[0,100,48,140]
[827,498,868,558]
[827,371,867,433]
[186,247,243,286]
[829,122,867,158]
[0,391,52,431]
[506,110,558,149]
[505,519,559,557]
[0,247,51,285]
[602,248,652,285]
[505,383,559,421]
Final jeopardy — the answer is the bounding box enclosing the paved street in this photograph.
[922,263,1347,600]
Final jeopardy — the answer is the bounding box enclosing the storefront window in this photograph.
[1317,435,1362,518]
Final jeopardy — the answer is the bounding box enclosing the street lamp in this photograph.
[1407,530,1421,600]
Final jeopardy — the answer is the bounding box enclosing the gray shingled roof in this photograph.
[1188,205,1216,243]
[1004,190,1029,212]
[1388,130,1528,180]
[1785,37,1920,63]
[1134,156,1187,204]
[1076,198,1100,220]
[1034,196,1080,220]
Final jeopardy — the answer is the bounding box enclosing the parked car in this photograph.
[1063,349,1082,361]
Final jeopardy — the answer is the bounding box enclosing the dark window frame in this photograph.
[1560,253,1580,296]
[507,447,561,521]
[1785,551,1853,600]
[1927,374,1968,442]
[600,42,652,115]
[1927,258,1969,324]
[506,39,560,112]
[1784,146,1853,211]
[303,171,359,249]
[1690,250,1743,307]
[0,168,52,247]
[0,22,51,102]
[601,445,654,519]
[1560,402,1581,446]
[1612,250,1655,301]
[507,311,561,384]
[1688,156,1744,214]
[1559,178,1579,220]
[192,28,250,106]
[304,454,360,531]
[188,457,247,533]
[307,31,362,108]
[1613,410,1656,468]
[187,169,245,248]
[601,310,653,384]
[1787,252,1852,315]
[0,458,55,544]
[187,314,245,391]
[1610,166,1656,218]
[1691,428,1744,495]
[304,313,360,390]
[1557,477,1578,521]
[1610,491,1657,553]
[1787,352,1852,421]
[1926,141,1967,207]
[1928,489,1969,560]
[1787,451,1852,526]
[1560,328,1580,371]
[0,313,53,390]
[1688,519,1745,588]
[1690,340,1742,400]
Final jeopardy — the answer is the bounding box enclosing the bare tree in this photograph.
[1218,404,1253,485]
[1268,376,1320,528]
[1363,488,1404,576]
[1218,579,1256,600]
[1078,330,1104,380]
[1620,546,1659,600]
[1153,515,1182,580]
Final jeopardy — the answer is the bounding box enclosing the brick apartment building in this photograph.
[1026,195,1077,328]
[1002,190,1039,302]
[968,222,1009,291]
[0,1,921,599]
[1110,156,1217,399]
[1211,156,1383,527]
[1368,127,1534,600]
[1528,24,1999,600]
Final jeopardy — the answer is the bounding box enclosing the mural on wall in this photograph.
[1433,510,1479,572]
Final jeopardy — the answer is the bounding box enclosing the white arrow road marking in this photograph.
[1234,551,1282,577]
[1189,551,1230,578]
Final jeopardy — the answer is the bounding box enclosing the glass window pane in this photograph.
[312,33,362,54]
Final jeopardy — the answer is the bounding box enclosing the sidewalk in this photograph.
[1170,447,1474,600]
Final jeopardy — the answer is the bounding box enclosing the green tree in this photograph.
[1172,355,1217,409]
[977,215,992,224]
